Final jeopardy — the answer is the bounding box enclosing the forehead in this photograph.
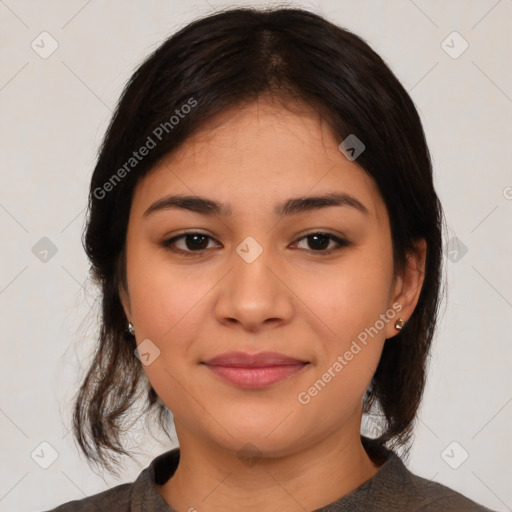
[131,98,385,220]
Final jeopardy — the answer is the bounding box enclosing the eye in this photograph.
[162,231,350,256]
[292,233,350,254]
[162,232,220,254]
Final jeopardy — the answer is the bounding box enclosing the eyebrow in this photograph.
[143,192,369,218]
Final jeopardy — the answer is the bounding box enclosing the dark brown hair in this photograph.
[74,6,444,475]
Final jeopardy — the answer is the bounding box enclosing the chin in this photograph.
[213,421,309,459]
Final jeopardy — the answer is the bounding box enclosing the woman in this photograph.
[47,6,496,512]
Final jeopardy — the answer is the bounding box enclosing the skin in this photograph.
[120,96,426,512]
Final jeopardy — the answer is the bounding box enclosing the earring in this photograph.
[127,322,135,336]
[394,318,404,331]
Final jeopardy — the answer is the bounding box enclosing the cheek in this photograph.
[297,250,393,391]
[126,244,217,339]
[295,273,390,425]
[300,252,394,336]
[347,241,395,321]
[125,246,219,403]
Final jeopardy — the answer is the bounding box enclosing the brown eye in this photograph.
[162,233,220,254]
[162,231,350,257]
[292,233,350,254]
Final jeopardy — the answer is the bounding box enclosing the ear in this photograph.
[119,282,132,324]
[385,238,427,339]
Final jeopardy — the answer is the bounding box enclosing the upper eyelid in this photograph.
[165,232,221,245]
[164,231,348,251]
[165,231,344,242]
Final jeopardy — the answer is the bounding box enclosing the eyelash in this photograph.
[161,231,351,257]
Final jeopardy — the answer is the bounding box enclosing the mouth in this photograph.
[201,351,309,389]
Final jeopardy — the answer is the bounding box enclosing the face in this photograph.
[121,97,421,458]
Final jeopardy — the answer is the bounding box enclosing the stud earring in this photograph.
[127,322,135,336]
[394,318,404,331]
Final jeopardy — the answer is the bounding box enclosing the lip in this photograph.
[203,351,307,366]
[202,351,309,389]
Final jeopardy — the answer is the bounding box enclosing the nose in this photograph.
[213,242,295,333]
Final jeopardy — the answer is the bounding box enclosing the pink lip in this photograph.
[202,351,309,389]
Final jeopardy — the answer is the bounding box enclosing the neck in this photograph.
[157,424,381,512]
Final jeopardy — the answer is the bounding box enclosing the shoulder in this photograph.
[375,451,496,512]
[348,439,497,512]
[404,470,496,511]
[43,448,180,512]
[43,481,132,512]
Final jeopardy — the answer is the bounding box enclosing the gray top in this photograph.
[46,442,495,512]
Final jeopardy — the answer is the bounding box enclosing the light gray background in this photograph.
[1,1,511,511]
